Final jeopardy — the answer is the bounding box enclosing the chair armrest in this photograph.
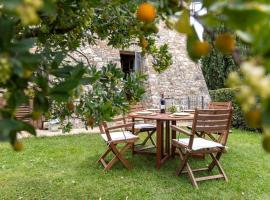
[171,125,192,136]
[113,116,127,122]
[107,122,135,131]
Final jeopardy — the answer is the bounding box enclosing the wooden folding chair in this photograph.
[98,118,139,171]
[188,102,232,141]
[208,101,232,109]
[129,103,156,149]
[205,102,232,143]
[171,108,233,189]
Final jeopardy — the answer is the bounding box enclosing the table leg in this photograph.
[165,121,170,156]
[132,117,135,155]
[161,121,164,158]
[171,120,176,158]
[156,120,162,170]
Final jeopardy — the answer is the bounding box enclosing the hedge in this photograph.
[209,88,260,131]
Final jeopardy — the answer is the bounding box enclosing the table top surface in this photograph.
[129,112,194,121]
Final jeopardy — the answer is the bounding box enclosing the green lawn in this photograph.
[0,130,269,200]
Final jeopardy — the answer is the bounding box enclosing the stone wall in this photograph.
[143,22,210,108]
[70,22,210,109]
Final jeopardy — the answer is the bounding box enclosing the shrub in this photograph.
[209,88,260,132]
[201,25,249,90]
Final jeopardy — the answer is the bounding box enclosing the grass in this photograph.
[0,129,270,200]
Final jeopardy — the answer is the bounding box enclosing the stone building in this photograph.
[71,22,210,109]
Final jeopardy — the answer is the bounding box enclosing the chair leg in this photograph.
[175,147,198,188]
[176,148,189,176]
[141,130,156,147]
[105,143,132,171]
[97,146,112,164]
[185,161,199,189]
[208,151,222,171]
[209,153,228,181]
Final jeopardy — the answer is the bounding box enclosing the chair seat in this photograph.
[173,138,224,151]
[101,131,139,142]
[134,123,156,129]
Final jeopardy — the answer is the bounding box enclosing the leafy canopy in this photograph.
[1,0,270,152]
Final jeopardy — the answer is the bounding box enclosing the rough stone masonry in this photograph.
[70,22,210,109]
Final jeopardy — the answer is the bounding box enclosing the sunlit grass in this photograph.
[0,129,269,199]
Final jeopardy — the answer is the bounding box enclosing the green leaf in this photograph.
[0,119,36,142]
[50,66,85,93]
[174,10,192,35]
[186,26,200,62]
[223,3,270,30]
[50,92,70,102]
[0,19,14,50]
[11,38,37,53]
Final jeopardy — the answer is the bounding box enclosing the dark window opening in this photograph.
[120,51,135,78]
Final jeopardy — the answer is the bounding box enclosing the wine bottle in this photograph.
[160,94,166,113]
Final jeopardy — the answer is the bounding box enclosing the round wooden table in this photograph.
[129,112,194,169]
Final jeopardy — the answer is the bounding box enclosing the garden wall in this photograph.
[70,22,210,107]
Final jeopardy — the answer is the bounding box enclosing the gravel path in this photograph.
[18,127,100,139]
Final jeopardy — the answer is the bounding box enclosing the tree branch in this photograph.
[75,50,92,67]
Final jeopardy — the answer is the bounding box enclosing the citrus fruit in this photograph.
[139,36,149,49]
[13,141,24,152]
[25,0,43,9]
[192,41,211,58]
[32,111,42,120]
[215,33,236,54]
[141,22,158,33]
[137,2,156,22]
[87,117,95,129]
[66,102,75,111]
[23,69,33,78]
[245,109,262,128]
[262,134,270,153]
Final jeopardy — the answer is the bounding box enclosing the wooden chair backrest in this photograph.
[190,108,233,148]
[99,117,127,142]
[99,122,113,142]
[208,102,232,109]
[16,104,32,120]
[130,103,144,113]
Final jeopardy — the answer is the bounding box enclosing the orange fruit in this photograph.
[139,36,149,49]
[215,33,236,54]
[32,111,42,120]
[245,109,262,128]
[87,117,95,129]
[136,2,156,22]
[23,69,33,78]
[262,134,270,153]
[66,102,75,111]
[13,141,24,152]
[192,41,211,58]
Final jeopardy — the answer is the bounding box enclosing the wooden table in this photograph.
[129,112,194,169]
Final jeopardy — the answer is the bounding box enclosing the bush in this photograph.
[201,25,249,90]
[209,88,260,131]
